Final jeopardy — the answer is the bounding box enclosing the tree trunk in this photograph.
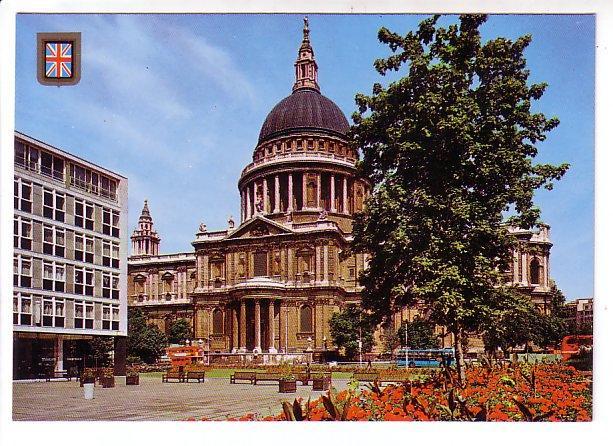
[453,327,466,387]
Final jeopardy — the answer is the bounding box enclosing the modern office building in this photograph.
[13,131,128,379]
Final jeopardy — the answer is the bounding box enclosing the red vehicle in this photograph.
[166,346,207,368]
[560,335,593,361]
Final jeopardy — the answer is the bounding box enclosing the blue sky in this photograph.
[15,14,594,301]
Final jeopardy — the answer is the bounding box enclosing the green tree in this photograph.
[168,318,193,345]
[350,15,568,384]
[398,316,439,350]
[380,323,399,356]
[128,307,168,364]
[329,305,375,359]
[90,336,114,367]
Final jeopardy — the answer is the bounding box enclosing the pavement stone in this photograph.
[12,376,351,421]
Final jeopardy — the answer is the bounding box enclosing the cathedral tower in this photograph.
[130,200,160,256]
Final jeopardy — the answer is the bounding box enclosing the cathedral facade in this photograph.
[128,20,554,357]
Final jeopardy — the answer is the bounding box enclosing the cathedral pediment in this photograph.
[227,216,293,239]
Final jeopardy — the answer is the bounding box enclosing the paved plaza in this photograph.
[13,375,350,421]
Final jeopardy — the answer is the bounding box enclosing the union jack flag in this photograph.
[45,42,72,78]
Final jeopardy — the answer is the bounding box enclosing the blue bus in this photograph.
[396,348,455,368]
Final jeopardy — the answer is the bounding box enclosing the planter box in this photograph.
[126,375,139,385]
[312,377,330,391]
[100,376,115,388]
[278,379,297,393]
[80,378,95,387]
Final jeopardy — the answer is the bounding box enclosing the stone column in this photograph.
[288,173,294,211]
[330,174,336,212]
[280,303,288,353]
[253,182,258,215]
[183,269,188,298]
[239,300,247,352]
[268,300,276,352]
[254,299,261,353]
[343,176,348,214]
[203,255,209,289]
[323,244,329,284]
[54,336,64,372]
[521,252,528,284]
[316,173,322,209]
[246,187,252,219]
[113,336,127,377]
[302,173,307,210]
[274,175,280,213]
[232,305,239,352]
[263,177,269,213]
[315,245,321,283]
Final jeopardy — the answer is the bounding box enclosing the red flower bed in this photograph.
[187,363,591,422]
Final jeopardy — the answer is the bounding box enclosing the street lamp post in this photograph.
[404,320,409,371]
[358,325,363,368]
[285,306,289,354]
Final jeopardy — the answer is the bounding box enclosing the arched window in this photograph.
[530,258,541,285]
[212,308,224,334]
[300,305,313,333]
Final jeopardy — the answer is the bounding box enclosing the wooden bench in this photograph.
[254,372,282,385]
[230,371,256,384]
[351,372,379,383]
[184,371,205,383]
[162,371,185,383]
[45,370,72,381]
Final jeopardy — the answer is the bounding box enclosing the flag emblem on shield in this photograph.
[45,42,73,78]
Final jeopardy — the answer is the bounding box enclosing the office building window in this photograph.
[103,241,120,268]
[42,297,65,327]
[103,272,120,299]
[100,175,117,200]
[13,216,32,250]
[41,151,65,181]
[74,301,94,329]
[43,225,65,257]
[13,293,32,326]
[14,178,32,213]
[15,141,40,172]
[74,267,94,296]
[74,233,94,263]
[102,304,120,330]
[43,188,65,222]
[74,199,94,230]
[103,208,120,237]
[13,255,32,288]
[43,261,65,292]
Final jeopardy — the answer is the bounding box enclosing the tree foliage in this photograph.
[329,305,375,359]
[127,307,168,364]
[398,316,440,349]
[168,318,193,345]
[90,336,114,367]
[350,15,568,383]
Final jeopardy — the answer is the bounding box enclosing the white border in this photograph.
[1,1,611,446]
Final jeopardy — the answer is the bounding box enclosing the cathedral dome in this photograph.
[258,89,350,143]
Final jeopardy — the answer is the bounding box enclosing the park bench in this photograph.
[254,372,282,385]
[45,370,72,382]
[351,371,379,383]
[184,371,206,383]
[162,370,185,383]
[230,371,256,384]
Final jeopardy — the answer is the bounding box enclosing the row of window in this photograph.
[15,140,119,201]
[256,138,355,161]
[14,216,120,267]
[13,293,120,330]
[14,255,120,299]
[15,178,120,236]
